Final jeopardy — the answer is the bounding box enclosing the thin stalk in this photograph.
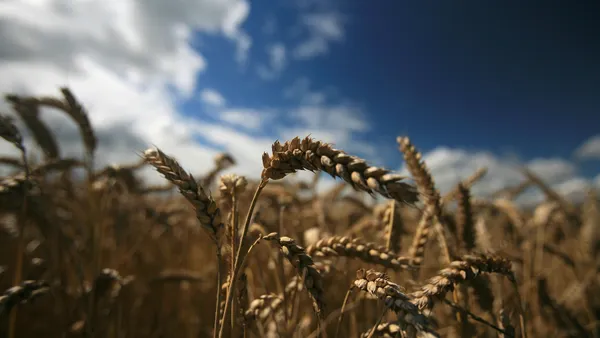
[442,299,513,336]
[334,286,354,338]
[218,180,267,338]
[277,205,288,323]
[510,278,528,338]
[8,148,29,338]
[385,200,396,251]
[366,305,388,338]
[87,186,107,338]
[291,268,309,331]
[307,300,362,338]
[213,243,223,338]
[230,192,239,333]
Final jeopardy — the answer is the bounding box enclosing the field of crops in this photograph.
[0,88,598,337]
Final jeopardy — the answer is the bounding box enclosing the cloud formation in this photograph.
[398,146,593,207]
[0,0,251,182]
[294,12,345,59]
[200,89,227,107]
[575,134,600,160]
[2,0,591,205]
[257,43,287,80]
[219,109,273,130]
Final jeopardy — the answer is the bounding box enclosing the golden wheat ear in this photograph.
[263,232,325,318]
[261,135,419,205]
[143,147,223,242]
[398,136,457,266]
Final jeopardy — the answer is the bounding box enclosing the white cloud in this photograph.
[0,0,252,183]
[200,88,226,107]
[279,78,374,160]
[294,12,345,59]
[220,0,252,64]
[399,146,593,206]
[526,158,576,182]
[552,177,589,203]
[279,103,375,159]
[191,123,273,178]
[594,173,600,188]
[0,0,382,200]
[219,109,272,130]
[575,134,600,160]
[257,43,287,80]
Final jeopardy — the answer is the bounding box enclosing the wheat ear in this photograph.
[306,236,415,271]
[261,136,419,205]
[354,269,436,336]
[409,253,514,310]
[456,183,476,252]
[144,147,222,241]
[263,232,326,318]
[397,136,455,262]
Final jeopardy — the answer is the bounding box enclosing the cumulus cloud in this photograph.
[399,146,593,207]
[575,134,600,160]
[0,0,253,183]
[200,89,226,107]
[293,12,345,59]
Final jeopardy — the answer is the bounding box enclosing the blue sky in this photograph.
[1,0,598,204]
[187,0,599,177]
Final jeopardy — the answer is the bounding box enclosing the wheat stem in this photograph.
[219,181,267,338]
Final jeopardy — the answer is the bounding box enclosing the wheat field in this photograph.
[0,88,598,338]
